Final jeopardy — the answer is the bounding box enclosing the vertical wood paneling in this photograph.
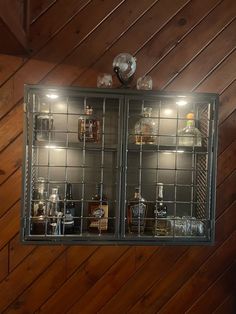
[0,0,235,313]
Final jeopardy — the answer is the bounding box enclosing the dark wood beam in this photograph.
[0,0,29,55]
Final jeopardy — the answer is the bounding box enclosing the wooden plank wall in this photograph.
[0,0,236,312]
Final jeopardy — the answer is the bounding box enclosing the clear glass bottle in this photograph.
[88,184,109,232]
[153,183,168,236]
[178,112,202,146]
[31,177,47,235]
[135,107,157,145]
[78,105,101,143]
[127,187,147,234]
[47,188,63,235]
[35,101,54,141]
[62,183,75,234]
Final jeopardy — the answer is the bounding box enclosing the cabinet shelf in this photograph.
[21,85,218,245]
[33,141,118,151]
[127,144,207,153]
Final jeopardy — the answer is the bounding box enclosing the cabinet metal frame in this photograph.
[21,85,219,245]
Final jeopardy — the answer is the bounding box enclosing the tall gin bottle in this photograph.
[128,187,147,234]
[78,105,101,143]
[135,107,157,145]
[62,183,75,234]
[48,188,63,235]
[153,183,167,236]
[178,112,202,146]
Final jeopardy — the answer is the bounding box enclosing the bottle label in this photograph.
[79,118,100,142]
[62,213,74,226]
[89,204,108,230]
[129,203,146,226]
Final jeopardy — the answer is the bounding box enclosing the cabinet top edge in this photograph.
[24,84,219,101]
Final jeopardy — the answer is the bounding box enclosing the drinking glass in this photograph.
[97,73,113,88]
[136,75,153,90]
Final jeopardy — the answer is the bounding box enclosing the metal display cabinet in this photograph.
[21,85,218,244]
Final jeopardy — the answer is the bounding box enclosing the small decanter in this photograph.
[178,112,202,147]
[134,107,157,145]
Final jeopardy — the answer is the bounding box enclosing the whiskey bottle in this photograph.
[134,107,157,145]
[153,183,168,236]
[62,183,75,234]
[47,188,63,235]
[78,105,101,143]
[128,187,147,234]
[178,112,202,146]
[31,177,47,235]
[88,184,108,232]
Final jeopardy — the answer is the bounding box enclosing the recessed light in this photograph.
[46,94,58,99]
[176,100,187,106]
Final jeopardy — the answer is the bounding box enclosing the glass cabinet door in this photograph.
[23,87,123,242]
[122,94,216,243]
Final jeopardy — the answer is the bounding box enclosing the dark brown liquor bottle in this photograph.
[88,184,108,232]
[78,105,101,143]
[62,183,75,234]
[127,187,147,234]
[31,177,47,235]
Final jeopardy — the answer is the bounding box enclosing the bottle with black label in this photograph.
[88,184,108,233]
[127,187,147,234]
[153,183,168,236]
[62,183,75,234]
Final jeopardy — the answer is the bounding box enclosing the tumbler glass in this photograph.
[136,75,153,90]
[97,73,113,88]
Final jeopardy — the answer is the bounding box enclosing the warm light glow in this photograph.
[176,100,187,106]
[45,145,63,151]
[46,94,59,99]
[163,108,173,115]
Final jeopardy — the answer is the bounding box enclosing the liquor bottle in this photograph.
[31,177,47,235]
[88,184,108,232]
[134,107,157,145]
[127,187,147,234]
[153,183,168,236]
[178,112,202,146]
[35,101,54,141]
[47,188,63,235]
[62,183,75,234]
[78,105,101,143]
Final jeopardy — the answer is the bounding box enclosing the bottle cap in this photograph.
[186,112,194,120]
[85,105,93,115]
[143,107,152,115]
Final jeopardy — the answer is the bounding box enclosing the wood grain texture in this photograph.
[0,0,235,313]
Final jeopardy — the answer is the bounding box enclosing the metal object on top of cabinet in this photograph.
[21,85,218,245]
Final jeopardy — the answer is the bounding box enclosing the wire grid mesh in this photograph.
[22,86,217,244]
